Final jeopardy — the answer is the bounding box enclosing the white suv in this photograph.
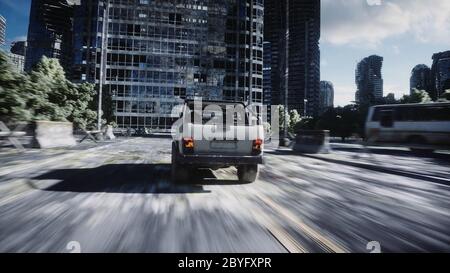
[171,100,264,183]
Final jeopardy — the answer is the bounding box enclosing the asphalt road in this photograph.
[0,137,449,253]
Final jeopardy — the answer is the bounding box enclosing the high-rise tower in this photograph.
[72,0,264,131]
[264,0,321,117]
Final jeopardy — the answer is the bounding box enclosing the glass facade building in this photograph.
[431,51,450,100]
[319,81,334,115]
[73,0,264,131]
[264,0,321,117]
[263,41,272,122]
[410,64,433,97]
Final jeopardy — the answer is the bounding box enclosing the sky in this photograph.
[1,0,449,106]
[0,0,30,44]
[321,0,450,105]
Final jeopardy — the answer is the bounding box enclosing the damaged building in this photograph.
[25,0,77,72]
[72,0,263,131]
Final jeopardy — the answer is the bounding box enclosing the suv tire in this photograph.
[237,165,258,183]
[172,143,190,183]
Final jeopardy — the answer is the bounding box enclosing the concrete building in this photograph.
[8,41,27,73]
[0,15,6,46]
[431,51,450,100]
[264,0,321,117]
[355,55,383,105]
[8,53,25,73]
[25,0,76,72]
[410,64,433,97]
[319,81,334,115]
[72,0,264,131]
[11,41,27,56]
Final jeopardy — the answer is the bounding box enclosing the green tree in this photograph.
[277,106,306,134]
[0,53,97,128]
[0,51,31,124]
[400,89,432,104]
[315,105,361,141]
[440,90,450,101]
[289,109,301,133]
[277,105,290,133]
[67,83,97,129]
[25,57,97,128]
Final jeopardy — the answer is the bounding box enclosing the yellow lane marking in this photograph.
[256,193,349,253]
[263,216,308,253]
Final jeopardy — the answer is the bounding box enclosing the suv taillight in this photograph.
[252,138,263,154]
[182,137,194,154]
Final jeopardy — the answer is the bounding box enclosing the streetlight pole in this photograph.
[97,0,109,132]
[304,99,308,117]
[283,0,290,143]
[304,19,309,119]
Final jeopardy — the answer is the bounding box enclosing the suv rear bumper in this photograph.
[176,153,264,165]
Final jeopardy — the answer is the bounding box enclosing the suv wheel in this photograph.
[237,165,258,183]
[172,143,190,183]
[172,163,190,183]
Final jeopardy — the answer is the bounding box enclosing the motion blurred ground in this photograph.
[0,137,449,252]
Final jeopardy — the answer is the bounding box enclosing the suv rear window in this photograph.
[187,104,250,125]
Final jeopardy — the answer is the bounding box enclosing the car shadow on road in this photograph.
[33,164,245,194]
[188,168,252,186]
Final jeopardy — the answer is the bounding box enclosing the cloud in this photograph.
[391,45,400,55]
[333,85,358,106]
[366,0,382,6]
[11,36,27,42]
[0,0,30,16]
[322,0,450,47]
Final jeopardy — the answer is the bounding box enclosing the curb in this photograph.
[302,154,450,187]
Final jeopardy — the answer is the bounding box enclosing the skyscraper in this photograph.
[410,64,432,96]
[431,51,450,100]
[72,0,264,131]
[319,81,334,115]
[263,41,272,122]
[0,15,6,46]
[355,55,383,105]
[25,0,76,72]
[264,0,321,117]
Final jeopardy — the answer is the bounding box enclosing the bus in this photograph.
[366,103,450,152]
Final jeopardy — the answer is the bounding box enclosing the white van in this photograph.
[365,103,450,152]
